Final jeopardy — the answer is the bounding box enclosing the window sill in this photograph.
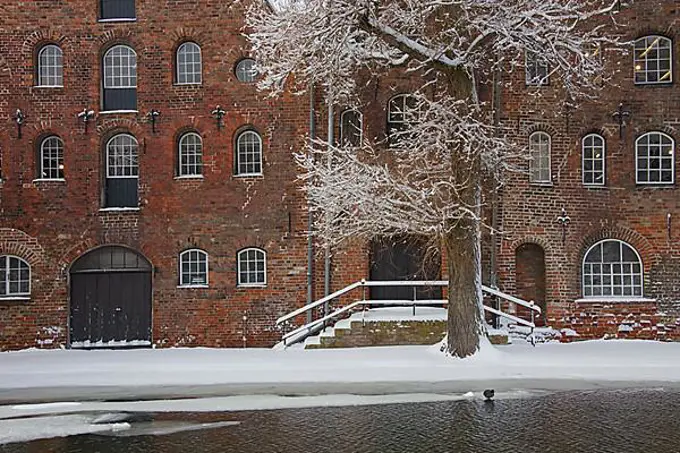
[99,110,138,115]
[177,284,209,289]
[233,173,264,179]
[0,296,31,303]
[33,178,66,183]
[634,81,673,87]
[174,175,204,180]
[99,207,140,212]
[574,297,657,304]
[237,284,267,289]
[174,83,203,87]
[635,183,675,187]
[34,85,64,89]
[98,18,137,23]
[529,181,553,187]
[583,184,607,189]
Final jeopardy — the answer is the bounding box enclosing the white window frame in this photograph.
[37,44,64,87]
[529,131,552,184]
[582,133,605,186]
[582,239,644,299]
[237,248,267,287]
[235,58,258,83]
[340,109,363,146]
[525,51,550,86]
[0,255,31,298]
[176,42,202,85]
[103,45,137,89]
[635,132,675,185]
[634,35,673,85]
[178,132,203,177]
[179,249,209,287]
[106,133,139,179]
[235,130,263,176]
[40,136,65,180]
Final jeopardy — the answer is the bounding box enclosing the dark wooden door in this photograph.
[370,238,442,300]
[70,246,152,347]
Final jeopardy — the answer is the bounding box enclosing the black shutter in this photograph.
[103,88,137,111]
[101,0,136,19]
[106,178,138,208]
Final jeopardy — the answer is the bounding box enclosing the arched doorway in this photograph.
[69,246,152,348]
[369,236,442,300]
[515,243,547,326]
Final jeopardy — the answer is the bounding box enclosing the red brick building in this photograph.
[0,0,311,350]
[1,0,679,351]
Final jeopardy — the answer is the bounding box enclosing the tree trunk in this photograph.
[445,163,486,358]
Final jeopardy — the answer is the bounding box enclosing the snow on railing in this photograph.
[277,280,541,347]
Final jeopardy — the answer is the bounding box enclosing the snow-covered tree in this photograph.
[246,0,622,358]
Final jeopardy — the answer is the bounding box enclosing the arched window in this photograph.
[235,130,263,176]
[0,256,30,298]
[582,133,605,186]
[340,109,363,147]
[634,36,672,85]
[529,131,551,183]
[525,50,549,86]
[583,240,643,298]
[102,45,137,111]
[39,136,65,180]
[235,58,257,83]
[176,42,202,85]
[636,132,674,184]
[178,132,203,177]
[37,44,63,87]
[179,249,209,287]
[105,133,138,208]
[387,94,418,147]
[237,248,266,286]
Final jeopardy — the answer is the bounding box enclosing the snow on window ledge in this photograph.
[98,18,137,23]
[177,284,209,289]
[237,284,267,289]
[174,175,204,180]
[99,207,141,212]
[33,178,66,183]
[233,173,264,179]
[0,296,31,303]
[71,339,151,349]
[574,297,657,304]
[34,85,64,89]
[99,110,139,115]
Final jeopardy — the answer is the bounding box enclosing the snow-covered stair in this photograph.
[302,306,510,349]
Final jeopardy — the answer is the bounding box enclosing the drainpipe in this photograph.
[324,96,334,315]
[307,84,316,324]
[490,58,502,328]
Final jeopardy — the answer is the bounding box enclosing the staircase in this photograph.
[275,280,543,349]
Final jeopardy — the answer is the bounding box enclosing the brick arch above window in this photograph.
[577,226,658,273]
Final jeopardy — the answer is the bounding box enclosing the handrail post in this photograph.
[530,300,536,347]
[412,286,417,315]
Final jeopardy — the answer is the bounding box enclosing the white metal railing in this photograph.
[277,280,542,347]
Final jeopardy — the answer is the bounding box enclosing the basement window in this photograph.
[100,0,136,21]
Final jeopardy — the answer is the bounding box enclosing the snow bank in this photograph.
[0,340,679,406]
[0,414,130,445]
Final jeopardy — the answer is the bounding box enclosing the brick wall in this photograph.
[0,0,311,350]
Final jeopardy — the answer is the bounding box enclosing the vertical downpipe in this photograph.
[324,97,334,317]
[307,84,316,324]
[490,55,502,329]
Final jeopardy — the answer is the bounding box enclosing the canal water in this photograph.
[2,389,679,453]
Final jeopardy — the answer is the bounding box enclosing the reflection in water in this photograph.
[2,389,679,453]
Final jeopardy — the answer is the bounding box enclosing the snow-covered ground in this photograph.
[1,340,679,405]
[1,340,680,444]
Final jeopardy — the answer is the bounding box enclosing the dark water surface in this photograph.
[2,389,679,453]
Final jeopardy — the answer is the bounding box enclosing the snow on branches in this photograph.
[246,0,622,247]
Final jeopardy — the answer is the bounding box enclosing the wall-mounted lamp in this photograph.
[77,108,95,134]
[612,103,631,140]
[147,109,161,134]
[556,208,571,245]
[211,105,226,130]
[14,109,25,139]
